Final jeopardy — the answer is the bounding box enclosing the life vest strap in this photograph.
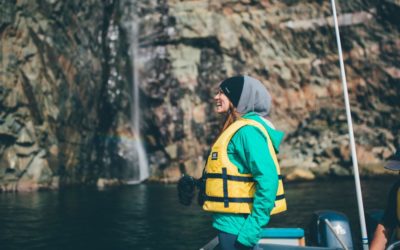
[205,196,254,203]
[205,194,285,204]
[275,194,285,201]
[222,168,229,207]
[205,173,283,182]
[206,173,254,182]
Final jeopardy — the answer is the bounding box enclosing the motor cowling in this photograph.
[309,210,354,249]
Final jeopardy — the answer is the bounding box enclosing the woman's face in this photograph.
[214,89,230,114]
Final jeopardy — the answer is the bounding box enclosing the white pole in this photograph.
[330,0,369,249]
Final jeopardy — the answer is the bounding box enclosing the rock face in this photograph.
[0,0,399,190]
[0,0,128,191]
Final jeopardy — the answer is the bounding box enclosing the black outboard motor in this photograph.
[309,210,353,249]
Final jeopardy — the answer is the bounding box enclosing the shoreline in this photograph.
[0,169,397,193]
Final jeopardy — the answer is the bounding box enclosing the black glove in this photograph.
[177,175,196,206]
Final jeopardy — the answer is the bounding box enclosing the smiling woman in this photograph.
[198,75,286,249]
[214,89,231,114]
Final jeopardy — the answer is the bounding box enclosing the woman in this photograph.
[203,75,286,249]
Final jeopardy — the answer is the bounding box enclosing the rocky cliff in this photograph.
[0,0,128,191]
[139,0,400,182]
[1,0,399,191]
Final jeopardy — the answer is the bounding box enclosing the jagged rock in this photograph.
[96,178,106,189]
[0,126,17,141]
[16,127,35,146]
[0,114,20,140]
[50,176,59,189]
[161,165,181,183]
[165,144,177,160]
[298,157,318,169]
[14,144,39,157]
[3,89,18,109]
[168,45,201,88]
[338,143,351,163]
[286,168,316,182]
[18,152,53,189]
[310,160,332,177]
[97,178,120,189]
[330,164,351,177]
[192,104,206,123]
[361,163,396,176]
[356,146,381,166]
[17,155,34,172]
[16,180,39,192]
[279,158,301,168]
[0,179,18,192]
[0,147,18,174]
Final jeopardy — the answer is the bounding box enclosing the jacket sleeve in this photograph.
[381,181,399,229]
[234,126,279,247]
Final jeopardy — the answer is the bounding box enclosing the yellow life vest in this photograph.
[202,118,286,215]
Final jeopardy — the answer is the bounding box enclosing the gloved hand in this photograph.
[177,175,196,206]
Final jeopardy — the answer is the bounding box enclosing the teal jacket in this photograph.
[212,112,284,247]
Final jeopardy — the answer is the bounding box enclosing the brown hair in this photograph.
[212,102,242,146]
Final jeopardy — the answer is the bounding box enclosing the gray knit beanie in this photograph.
[220,75,272,117]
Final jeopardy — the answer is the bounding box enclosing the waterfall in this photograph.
[121,1,149,184]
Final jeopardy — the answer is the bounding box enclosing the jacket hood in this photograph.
[237,76,272,117]
[242,112,284,153]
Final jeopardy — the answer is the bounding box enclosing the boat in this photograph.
[200,210,352,250]
[200,209,400,249]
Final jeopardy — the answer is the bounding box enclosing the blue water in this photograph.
[0,176,397,250]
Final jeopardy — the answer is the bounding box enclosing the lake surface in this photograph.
[0,176,397,250]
